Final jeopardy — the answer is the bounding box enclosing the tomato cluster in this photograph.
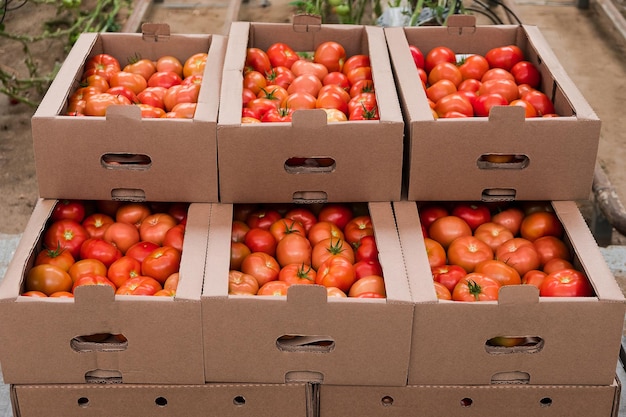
[409,44,557,119]
[241,41,378,123]
[421,201,594,301]
[23,200,189,298]
[229,203,385,297]
[66,52,209,118]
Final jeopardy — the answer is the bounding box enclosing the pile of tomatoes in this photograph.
[409,43,558,119]
[241,41,379,123]
[66,52,208,118]
[421,201,594,301]
[23,200,189,297]
[229,203,386,297]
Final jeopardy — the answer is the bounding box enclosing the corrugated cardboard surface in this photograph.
[385,17,601,202]
[0,199,209,385]
[217,21,404,203]
[10,382,311,417]
[394,200,626,386]
[319,379,621,417]
[201,202,414,386]
[31,27,225,203]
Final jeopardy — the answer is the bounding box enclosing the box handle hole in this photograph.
[284,157,336,174]
[481,188,517,202]
[71,333,128,352]
[285,371,324,383]
[110,188,147,201]
[101,153,152,170]
[276,334,335,352]
[485,336,543,354]
[292,191,328,204]
[491,371,531,384]
[84,369,123,383]
[477,154,529,169]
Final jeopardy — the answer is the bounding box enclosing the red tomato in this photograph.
[495,238,541,276]
[349,79,375,98]
[522,269,547,288]
[408,45,425,69]
[163,223,185,252]
[473,222,514,252]
[343,216,373,245]
[316,86,350,115]
[141,246,182,284]
[451,203,491,231]
[35,244,75,271]
[342,54,371,75]
[511,61,541,88]
[345,66,372,86]
[428,216,472,249]
[83,53,121,82]
[137,104,165,118]
[435,92,473,118]
[83,93,131,116]
[472,93,508,117]
[80,238,122,267]
[163,83,201,111]
[540,269,593,297]
[291,59,329,80]
[284,207,318,234]
[355,235,379,262]
[228,270,259,295]
[434,281,452,300]
[269,218,306,242]
[246,209,283,230]
[230,241,252,271]
[25,264,73,295]
[276,233,313,267]
[282,91,317,110]
[137,87,166,109]
[432,264,466,293]
[543,258,575,274]
[278,263,317,285]
[425,79,457,104]
[458,54,489,81]
[311,237,354,270]
[521,89,555,116]
[481,68,515,83]
[318,204,354,230]
[44,219,89,259]
[156,56,183,77]
[452,273,501,301]
[116,202,151,227]
[314,41,346,73]
[257,280,290,296]
[419,204,449,230]
[266,43,300,69]
[354,259,383,280]
[492,206,525,236]
[348,275,385,298]
[82,74,110,92]
[241,252,281,287]
[245,47,272,74]
[139,213,177,246]
[148,71,183,89]
[478,79,519,103]
[266,66,296,89]
[458,78,482,93]
[533,235,570,266]
[349,101,379,120]
[124,57,157,81]
[68,258,107,284]
[287,73,323,97]
[183,52,208,77]
[425,46,456,74]
[520,211,564,242]
[428,62,463,87]
[316,256,356,293]
[52,200,86,223]
[107,256,142,288]
[126,241,160,263]
[424,237,447,269]
[243,70,268,95]
[72,274,117,293]
[103,221,141,254]
[244,227,276,256]
[116,276,162,295]
[485,45,525,71]
[474,259,521,286]
[447,235,494,273]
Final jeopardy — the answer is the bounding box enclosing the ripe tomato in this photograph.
[50,291,74,298]
[355,235,379,262]
[533,235,570,266]
[107,256,142,288]
[318,204,353,230]
[433,281,452,300]
[425,79,457,104]
[521,89,556,116]
[241,252,281,286]
[83,93,131,116]
[425,46,456,74]
[408,45,425,69]
[163,223,185,253]
[435,92,473,118]
[354,259,383,280]
[428,216,472,249]
[52,200,86,223]
[80,238,122,267]
[495,237,541,276]
[102,221,141,254]
[68,258,107,283]
[284,207,318,234]
[124,57,157,81]
[510,99,538,117]
[419,204,449,230]
[246,209,282,230]
[266,42,300,69]
[276,233,312,267]
[139,213,177,246]
[522,269,547,288]
[520,211,564,241]
[307,221,345,246]
[166,102,197,119]
[452,273,501,301]
[83,53,121,82]
[316,256,356,293]
[266,66,295,89]
[543,258,575,274]
[257,280,290,296]
[109,71,147,95]
[44,219,89,259]
[349,101,379,120]
[343,216,373,245]
[25,264,73,295]
[345,66,372,86]
[291,59,329,80]
[283,91,317,110]
[349,79,375,98]
[137,104,166,118]
[481,68,515,83]
[472,92,507,117]
[243,70,268,95]
[245,227,277,256]
[424,237,447,269]
[287,73,323,97]
[458,54,489,81]
[269,218,307,243]
[458,78,482,93]
[485,45,524,71]
[183,52,208,77]
[72,274,117,293]
[230,241,252,271]
[116,276,162,295]
[473,222,514,252]
[245,47,272,74]
[322,71,351,91]
[125,241,160,263]
[148,71,183,89]
[156,56,183,77]
[115,202,151,227]
[478,79,519,103]
[348,275,385,298]
[82,74,110,92]
[163,83,201,111]
[511,61,541,88]
[163,272,179,291]
[492,206,525,236]
[342,54,370,75]
[447,236,494,273]
[141,246,182,284]
[474,259,521,286]
[137,87,166,109]
[35,244,75,271]
[540,269,593,297]
[314,41,346,73]
[316,87,350,115]
[311,237,354,270]
[279,263,317,285]
[432,264,466,293]
[228,270,260,295]
[428,62,463,87]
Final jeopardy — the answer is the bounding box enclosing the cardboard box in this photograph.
[385,16,601,201]
[31,24,226,203]
[0,199,209,385]
[201,202,414,386]
[10,382,312,417]
[319,379,621,417]
[217,19,404,203]
[394,200,626,386]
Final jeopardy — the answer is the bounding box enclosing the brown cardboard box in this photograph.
[31,24,225,203]
[0,199,209,384]
[217,19,405,203]
[201,202,414,386]
[10,382,311,417]
[394,200,626,386]
[385,16,601,202]
[319,379,621,417]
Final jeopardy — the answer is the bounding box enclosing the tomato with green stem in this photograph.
[452,273,501,301]
[279,263,317,285]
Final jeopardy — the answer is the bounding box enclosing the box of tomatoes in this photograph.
[384,15,601,201]
[31,23,226,203]
[200,202,414,386]
[393,199,626,386]
[216,17,405,203]
[0,198,209,385]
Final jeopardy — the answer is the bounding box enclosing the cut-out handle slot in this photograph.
[285,371,324,383]
[276,335,335,352]
[292,191,328,204]
[491,371,531,384]
[110,188,147,201]
[481,188,517,202]
[477,154,529,169]
[485,336,544,354]
[71,333,128,352]
[101,153,152,169]
[285,157,336,174]
[84,369,123,384]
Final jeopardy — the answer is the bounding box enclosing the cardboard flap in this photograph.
[498,284,539,305]
[446,14,477,34]
[488,104,525,124]
[141,23,171,41]
[292,109,328,128]
[105,104,142,121]
[292,14,322,32]
[73,284,116,307]
[286,284,327,306]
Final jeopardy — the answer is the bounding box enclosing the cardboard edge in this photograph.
[194,34,227,123]
[201,203,233,298]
